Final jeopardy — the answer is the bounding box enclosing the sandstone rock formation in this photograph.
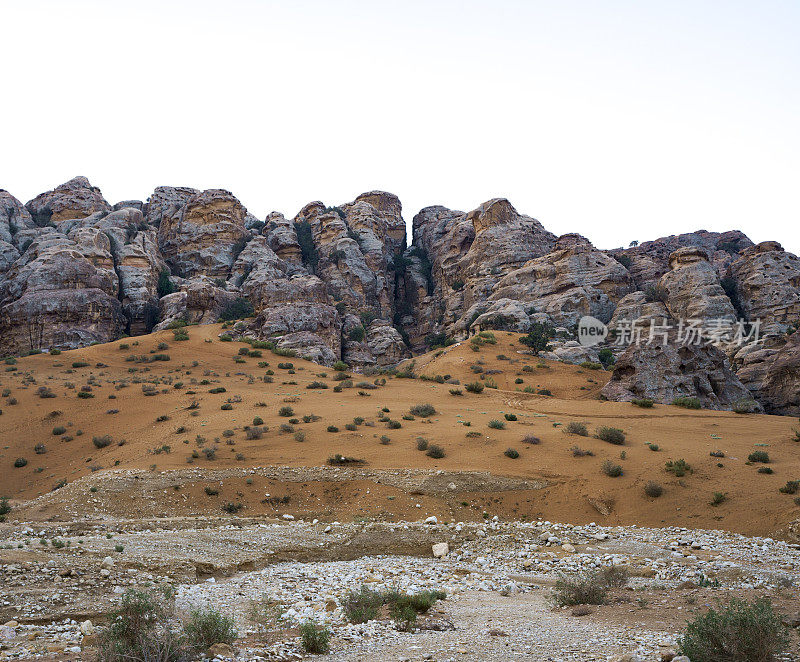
[601,336,758,410]
[25,176,110,226]
[2,176,798,406]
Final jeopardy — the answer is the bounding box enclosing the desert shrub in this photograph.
[72,361,89,368]
[416,438,429,451]
[758,467,773,474]
[327,425,339,433]
[97,586,184,662]
[204,487,219,496]
[34,443,47,454]
[732,398,759,414]
[14,457,27,468]
[710,491,728,506]
[595,426,625,444]
[246,597,284,645]
[307,381,328,389]
[748,450,770,463]
[710,449,725,457]
[426,444,445,459]
[93,435,113,449]
[464,382,484,394]
[665,458,692,477]
[778,480,799,494]
[343,586,383,623]
[245,427,264,440]
[504,448,520,459]
[596,565,629,588]
[644,481,663,498]
[299,619,330,654]
[183,607,237,650]
[77,390,94,399]
[570,445,593,456]
[678,598,788,662]
[519,322,555,355]
[37,386,56,399]
[52,425,66,435]
[504,413,518,421]
[202,447,217,460]
[522,434,541,445]
[565,421,588,436]
[538,388,553,396]
[0,497,10,521]
[580,361,602,370]
[673,396,702,409]
[551,572,608,606]
[219,297,254,322]
[488,419,505,430]
[387,420,402,429]
[601,460,623,477]
[631,398,654,408]
[222,502,242,513]
[409,403,436,417]
[449,388,463,396]
[278,406,294,417]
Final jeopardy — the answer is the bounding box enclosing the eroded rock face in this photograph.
[731,242,800,334]
[404,199,557,348]
[25,176,111,226]
[0,232,125,354]
[1,191,34,247]
[612,230,753,290]
[158,189,250,278]
[155,278,237,330]
[601,336,757,410]
[483,234,633,331]
[735,331,800,415]
[658,247,736,322]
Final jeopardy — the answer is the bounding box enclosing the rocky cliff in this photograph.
[2,176,799,413]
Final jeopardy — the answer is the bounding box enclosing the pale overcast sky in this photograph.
[2,0,798,252]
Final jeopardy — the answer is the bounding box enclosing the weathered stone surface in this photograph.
[601,335,758,410]
[613,230,753,289]
[735,331,800,415]
[25,176,110,226]
[157,189,250,278]
[263,211,303,270]
[608,291,671,330]
[1,190,34,245]
[405,199,557,349]
[155,278,237,330]
[0,232,125,354]
[483,233,633,330]
[658,247,736,322]
[731,241,800,334]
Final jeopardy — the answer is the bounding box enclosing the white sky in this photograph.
[2,0,798,252]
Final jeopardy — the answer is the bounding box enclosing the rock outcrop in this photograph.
[731,242,800,335]
[25,176,110,226]
[157,188,250,278]
[3,176,798,403]
[601,336,758,410]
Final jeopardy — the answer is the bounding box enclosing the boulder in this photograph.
[658,247,736,322]
[157,188,250,278]
[25,176,111,225]
[601,334,758,410]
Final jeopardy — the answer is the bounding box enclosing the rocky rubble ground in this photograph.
[2,517,799,661]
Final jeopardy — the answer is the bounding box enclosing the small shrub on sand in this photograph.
[409,403,436,417]
[631,398,654,408]
[644,481,663,498]
[426,444,445,459]
[565,422,588,436]
[672,396,702,409]
[504,448,520,459]
[601,460,623,477]
[595,426,625,444]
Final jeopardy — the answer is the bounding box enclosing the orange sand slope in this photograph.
[1,326,798,537]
